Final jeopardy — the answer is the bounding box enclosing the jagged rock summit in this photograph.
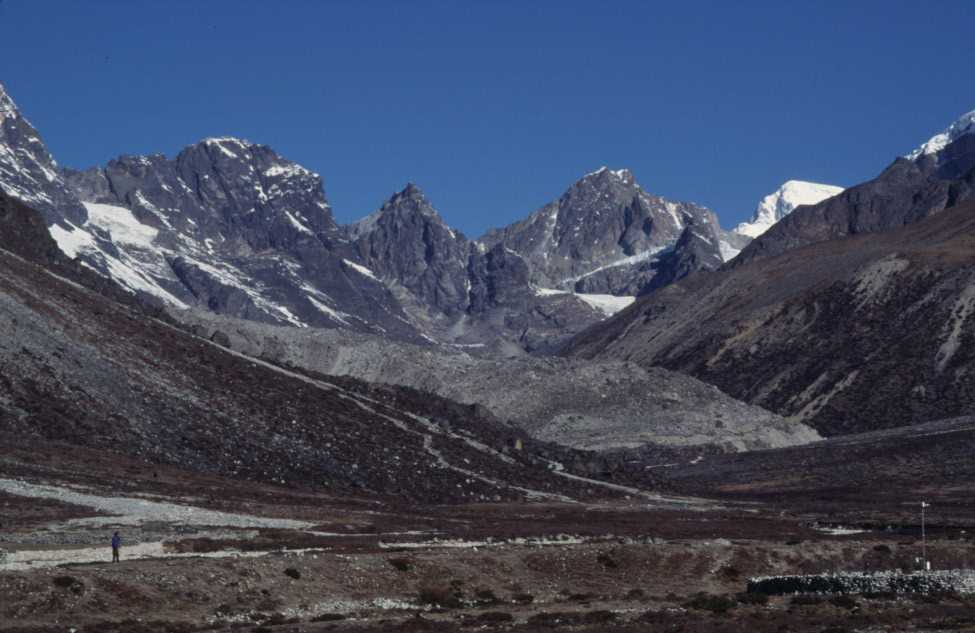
[348,182,471,317]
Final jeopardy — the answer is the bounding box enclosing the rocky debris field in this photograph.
[175,310,818,453]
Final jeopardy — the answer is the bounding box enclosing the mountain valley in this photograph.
[3,73,975,633]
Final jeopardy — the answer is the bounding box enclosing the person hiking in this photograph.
[111,531,121,563]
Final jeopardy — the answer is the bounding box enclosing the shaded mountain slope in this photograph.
[565,198,975,436]
[651,415,975,513]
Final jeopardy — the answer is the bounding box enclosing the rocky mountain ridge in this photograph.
[565,116,975,437]
[0,80,894,356]
[0,79,737,352]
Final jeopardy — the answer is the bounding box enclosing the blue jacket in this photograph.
[111,535,121,548]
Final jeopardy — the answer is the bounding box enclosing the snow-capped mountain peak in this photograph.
[907,109,975,160]
[734,180,844,239]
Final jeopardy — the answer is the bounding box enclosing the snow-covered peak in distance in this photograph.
[907,109,975,160]
[734,180,844,239]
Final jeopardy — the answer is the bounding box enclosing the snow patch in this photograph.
[265,163,311,179]
[718,240,740,262]
[342,258,379,281]
[563,245,671,284]
[575,293,636,317]
[284,210,314,235]
[83,202,158,247]
[48,222,97,259]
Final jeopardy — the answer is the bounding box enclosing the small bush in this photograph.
[596,552,619,569]
[462,612,513,627]
[52,575,83,594]
[473,589,501,606]
[719,565,741,580]
[511,592,534,605]
[52,575,80,588]
[310,613,347,622]
[625,588,646,600]
[685,593,736,614]
[737,592,769,605]
[568,592,598,603]
[873,544,892,554]
[283,568,301,580]
[388,557,413,572]
[418,584,462,608]
[829,595,858,610]
[528,611,618,627]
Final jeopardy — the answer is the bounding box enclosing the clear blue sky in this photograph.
[3,1,973,236]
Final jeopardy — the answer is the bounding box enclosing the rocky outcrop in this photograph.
[348,183,471,317]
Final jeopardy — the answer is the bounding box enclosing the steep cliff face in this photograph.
[348,183,472,317]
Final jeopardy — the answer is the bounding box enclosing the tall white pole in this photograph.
[921,501,929,571]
